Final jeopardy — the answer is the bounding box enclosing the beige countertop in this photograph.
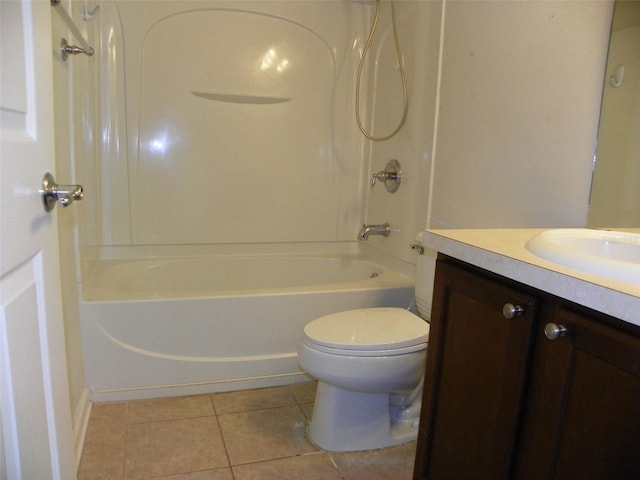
[422,228,640,327]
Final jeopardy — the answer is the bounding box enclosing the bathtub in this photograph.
[80,252,414,401]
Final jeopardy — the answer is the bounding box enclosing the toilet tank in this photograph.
[414,233,437,320]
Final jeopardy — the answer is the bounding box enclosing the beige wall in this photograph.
[429,0,614,229]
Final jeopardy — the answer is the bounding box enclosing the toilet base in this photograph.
[308,381,420,452]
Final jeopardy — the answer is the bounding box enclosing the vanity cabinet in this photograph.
[413,255,640,480]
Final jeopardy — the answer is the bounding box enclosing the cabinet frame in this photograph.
[414,255,640,480]
[415,257,539,479]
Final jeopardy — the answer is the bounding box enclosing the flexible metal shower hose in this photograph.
[355,0,409,141]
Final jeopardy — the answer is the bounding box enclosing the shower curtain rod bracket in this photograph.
[51,0,95,59]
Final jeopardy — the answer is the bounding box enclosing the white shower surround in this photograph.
[96,0,367,246]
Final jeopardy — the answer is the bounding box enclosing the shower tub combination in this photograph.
[80,250,414,401]
[79,1,417,401]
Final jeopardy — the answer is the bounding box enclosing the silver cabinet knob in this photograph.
[544,322,568,340]
[544,322,568,341]
[41,172,84,212]
[502,303,525,319]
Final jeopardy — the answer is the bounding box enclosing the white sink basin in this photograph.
[525,229,640,285]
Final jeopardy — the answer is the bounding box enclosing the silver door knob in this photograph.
[502,303,525,319]
[41,172,84,212]
[544,322,568,341]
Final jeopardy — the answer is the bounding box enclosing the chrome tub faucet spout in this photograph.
[358,223,391,240]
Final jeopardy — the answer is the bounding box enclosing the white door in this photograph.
[0,1,76,479]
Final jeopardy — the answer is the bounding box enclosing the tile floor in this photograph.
[78,382,417,480]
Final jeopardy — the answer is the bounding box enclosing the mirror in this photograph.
[587,0,640,228]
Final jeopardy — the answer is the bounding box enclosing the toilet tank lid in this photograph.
[303,308,429,351]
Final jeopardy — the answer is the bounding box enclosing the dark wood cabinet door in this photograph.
[414,259,539,480]
[516,307,640,480]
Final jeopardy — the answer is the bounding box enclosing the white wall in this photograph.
[429,0,614,229]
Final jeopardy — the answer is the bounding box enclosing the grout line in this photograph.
[125,413,218,426]
[210,395,235,478]
[327,452,348,480]
[121,402,129,480]
[209,393,218,416]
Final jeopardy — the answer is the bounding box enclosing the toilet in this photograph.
[297,251,433,452]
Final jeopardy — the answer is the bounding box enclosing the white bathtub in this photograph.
[80,253,414,401]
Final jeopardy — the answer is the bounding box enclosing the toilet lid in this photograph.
[303,308,429,351]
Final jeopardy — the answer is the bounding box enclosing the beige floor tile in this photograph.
[233,453,342,480]
[124,416,228,479]
[152,467,234,479]
[218,405,316,465]
[331,441,417,480]
[299,402,314,421]
[290,380,317,404]
[89,402,128,425]
[81,390,419,479]
[211,386,296,415]
[78,460,124,480]
[78,426,125,480]
[127,395,214,424]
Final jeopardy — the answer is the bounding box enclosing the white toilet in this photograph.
[297,252,433,452]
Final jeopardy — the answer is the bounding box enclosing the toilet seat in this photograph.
[303,340,427,357]
[303,307,429,357]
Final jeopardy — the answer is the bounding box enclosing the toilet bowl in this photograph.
[296,245,435,452]
[297,308,429,451]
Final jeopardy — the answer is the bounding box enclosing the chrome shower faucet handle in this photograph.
[371,159,402,193]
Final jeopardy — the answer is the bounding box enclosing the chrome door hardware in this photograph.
[544,322,568,341]
[371,159,402,192]
[502,303,525,319]
[41,172,84,212]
